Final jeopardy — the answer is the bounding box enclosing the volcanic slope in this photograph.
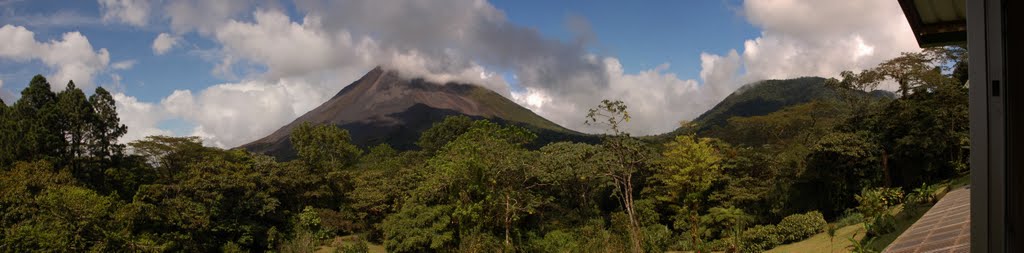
[242,66,587,160]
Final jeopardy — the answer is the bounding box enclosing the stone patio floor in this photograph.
[883,186,970,253]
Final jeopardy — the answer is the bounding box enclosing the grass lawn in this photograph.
[765,224,865,253]
[769,174,969,253]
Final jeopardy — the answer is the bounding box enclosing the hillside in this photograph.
[692,77,836,131]
[644,77,837,141]
[241,67,590,160]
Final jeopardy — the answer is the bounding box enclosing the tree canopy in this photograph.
[0,47,970,252]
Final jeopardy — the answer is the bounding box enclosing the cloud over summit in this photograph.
[81,0,920,147]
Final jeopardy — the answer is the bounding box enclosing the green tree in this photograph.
[290,122,362,172]
[830,46,969,188]
[536,142,604,220]
[381,204,456,253]
[423,120,544,248]
[0,98,14,166]
[873,75,968,186]
[417,115,474,153]
[0,161,76,228]
[56,81,95,178]
[349,144,428,240]
[704,206,752,252]
[831,46,966,188]
[13,75,64,163]
[125,151,292,251]
[586,99,649,253]
[797,132,882,217]
[128,136,212,183]
[88,87,128,160]
[0,161,111,251]
[16,185,126,251]
[655,134,724,250]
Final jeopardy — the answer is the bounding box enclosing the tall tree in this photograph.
[797,132,882,217]
[586,99,648,253]
[128,136,210,183]
[289,123,363,211]
[655,134,724,250]
[425,121,545,248]
[56,81,94,170]
[537,142,604,218]
[873,74,968,185]
[13,75,63,162]
[875,52,933,97]
[830,46,969,187]
[88,87,127,159]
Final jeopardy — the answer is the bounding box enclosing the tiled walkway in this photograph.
[883,187,970,253]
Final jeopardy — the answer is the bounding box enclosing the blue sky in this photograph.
[0,0,919,147]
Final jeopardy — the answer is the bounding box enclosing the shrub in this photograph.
[642,224,672,253]
[580,217,628,253]
[906,182,939,206]
[740,225,781,253]
[337,239,369,253]
[867,214,897,236]
[855,187,904,236]
[381,204,455,253]
[855,187,903,218]
[528,230,579,253]
[776,211,827,243]
[877,188,905,206]
[457,232,503,253]
[704,239,731,252]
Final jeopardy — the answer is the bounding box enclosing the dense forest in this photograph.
[0,47,967,252]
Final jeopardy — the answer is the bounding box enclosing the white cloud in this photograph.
[210,9,507,91]
[109,0,923,146]
[734,0,918,83]
[98,0,151,27]
[512,59,702,135]
[499,0,918,135]
[111,60,136,70]
[151,33,179,55]
[214,11,351,79]
[0,25,111,91]
[112,92,173,143]
[160,78,334,148]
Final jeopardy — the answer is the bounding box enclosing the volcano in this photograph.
[241,67,586,160]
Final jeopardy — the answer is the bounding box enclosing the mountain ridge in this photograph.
[241,66,587,160]
[242,67,884,160]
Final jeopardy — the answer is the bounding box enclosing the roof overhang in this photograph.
[898,0,967,47]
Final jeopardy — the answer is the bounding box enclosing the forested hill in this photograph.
[242,66,593,160]
[644,77,836,141]
[692,77,835,131]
